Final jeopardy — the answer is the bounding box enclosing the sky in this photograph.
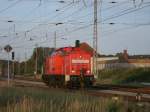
[0,0,150,61]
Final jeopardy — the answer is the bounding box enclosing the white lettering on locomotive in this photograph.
[72,59,89,64]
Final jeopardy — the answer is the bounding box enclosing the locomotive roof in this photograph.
[51,46,91,56]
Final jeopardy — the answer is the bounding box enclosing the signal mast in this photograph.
[93,0,98,78]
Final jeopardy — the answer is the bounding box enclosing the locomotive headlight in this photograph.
[87,70,90,74]
[72,70,75,73]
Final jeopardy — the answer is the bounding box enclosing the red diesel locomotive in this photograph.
[42,40,94,88]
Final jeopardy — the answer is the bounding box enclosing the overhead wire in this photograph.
[8,21,150,48]
[7,19,150,48]
[0,0,76,35]
[54,1,134,35]
[2,1,77,45]
[0,0,43,46]
[58,2,94,23]
[20,1,75,25]
[1,0,91,46]
[100,3,150,37]
[0,0,21,14]
[53,3,150,40]
[1,0,150,50]
[9,1,78,46]
[102,22,150,37]
[8,2,150,47]
[6,0,129,38]
[6,1,149,35]
[16,0,92,35]
[19,0,44,20]
[62,0,130,27]
[101,3,150,22]
[64,22,150,44]
[102,0,130,11]
[21,1,76,33]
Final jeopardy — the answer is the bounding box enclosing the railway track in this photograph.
[88,88,150,102]
[92,84,150,94]
[89,84,150,102]
[1,77,150,102]
[13,79,47,88]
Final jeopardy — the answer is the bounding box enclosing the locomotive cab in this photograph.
[42,40,95,88]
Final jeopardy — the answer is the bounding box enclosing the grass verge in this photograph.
[0,87,149,112]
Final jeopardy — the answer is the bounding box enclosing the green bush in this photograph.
[97,68,150,85]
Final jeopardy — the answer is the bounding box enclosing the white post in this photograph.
[4,44,12,86]
[35,48,37,75]
[35,44,38,76]
[7,52,10,86]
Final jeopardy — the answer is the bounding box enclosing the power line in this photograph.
[64,0,131,25]
[0,0,76,39]
[3,3,150,47]
[20,2,76,33]
[60,0,124,24]
[3,0,131,42]
[0,0,21,14]
[57,2,94,21]
[102,23,150,37]
[17,0,94,34]
[51,1,150,39]
[8,21,150,50]
[102,0,130,11]
[102,22,150,26]
[20,1,75,25]
[102,4,150,22]
[1,0,150,50]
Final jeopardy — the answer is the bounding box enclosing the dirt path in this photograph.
[0,80,8,87]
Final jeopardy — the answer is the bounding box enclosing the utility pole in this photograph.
[35,44,38,76]
[93,0,98,78]
[24,49,27,75]
[54,31,56,49]
[8,53,10,85]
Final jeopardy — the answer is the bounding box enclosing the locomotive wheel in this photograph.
[48,81,56,88]
[42,75,94,88]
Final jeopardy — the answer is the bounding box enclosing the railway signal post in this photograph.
[4,45,12,86]
[12,51,15,79]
